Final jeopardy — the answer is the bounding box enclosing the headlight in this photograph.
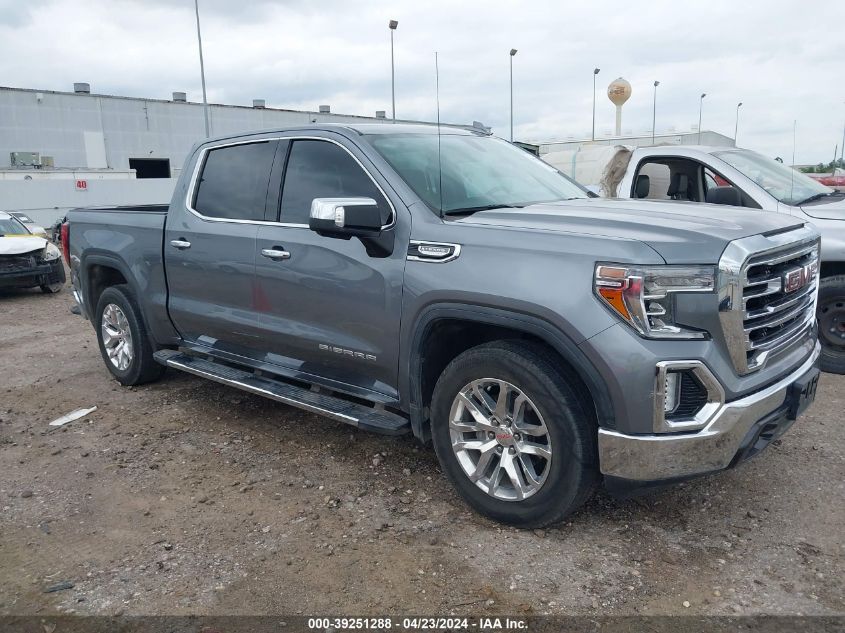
[42,242,62,261]
[594,264,715,339]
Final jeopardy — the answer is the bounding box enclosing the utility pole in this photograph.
[509,49,517,142]
[652,81,659,144]
[389,20,398,121]
[592,68,600,141]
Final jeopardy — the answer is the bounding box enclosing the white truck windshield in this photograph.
[713,149,832,206]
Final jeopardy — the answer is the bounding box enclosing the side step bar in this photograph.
[153,350,410,436]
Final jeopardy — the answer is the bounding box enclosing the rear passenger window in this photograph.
[193,141,276,220]
[280,140,386,224]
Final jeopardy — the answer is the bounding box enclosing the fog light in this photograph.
[654,361,725,434]
[663,372,680,413]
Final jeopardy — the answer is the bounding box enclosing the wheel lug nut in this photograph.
[508,447,515,455]
[488,432,495,439]
[496,446,503,454]
[513,433,521,441]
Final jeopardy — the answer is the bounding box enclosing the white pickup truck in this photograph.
[543,144,845,374]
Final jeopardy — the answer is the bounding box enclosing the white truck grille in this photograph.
[719,226,820,375]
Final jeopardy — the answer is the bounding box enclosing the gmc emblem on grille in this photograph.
[782,261,818,293]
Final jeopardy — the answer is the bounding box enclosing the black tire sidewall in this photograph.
[818,276,845,374]
[430,343,596,527]
[95,286,146,385]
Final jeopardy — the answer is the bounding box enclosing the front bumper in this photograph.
[598,341,821,482]
[0,258,65,289]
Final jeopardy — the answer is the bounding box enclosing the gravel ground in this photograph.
[1,286,843,617]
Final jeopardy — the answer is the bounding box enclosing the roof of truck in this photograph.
[339,123,480,135]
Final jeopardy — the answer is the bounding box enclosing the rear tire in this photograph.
[818,275,845,374]
[430,340,598,528]
[95,284,164,386]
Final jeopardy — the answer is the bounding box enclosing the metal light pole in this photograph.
[652,81,659,144]
[840,108,844,166]
[698,93,706,144]
[592,68,600,141]
[509,49,517,142]
[193,0,210,138]
[734,102,743,145]
[389,20,398,122]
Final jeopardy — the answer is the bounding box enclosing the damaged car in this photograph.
[0,211,66,294]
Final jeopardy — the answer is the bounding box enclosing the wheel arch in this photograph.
[80,252,135,318]
[405,304,615,442]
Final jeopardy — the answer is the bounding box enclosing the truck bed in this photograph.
[67,205,175,344]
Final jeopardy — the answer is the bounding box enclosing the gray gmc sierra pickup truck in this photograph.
[66,124,822,527]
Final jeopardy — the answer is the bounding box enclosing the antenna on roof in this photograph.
[790,119,796,203]
[435,52,444,218]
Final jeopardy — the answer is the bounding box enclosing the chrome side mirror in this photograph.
[309,197,383,237]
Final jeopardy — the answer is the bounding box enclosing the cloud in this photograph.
[0,0,842,163]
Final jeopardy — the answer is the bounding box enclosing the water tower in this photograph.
[607,78,632,136]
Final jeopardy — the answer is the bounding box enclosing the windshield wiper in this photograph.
[441,204,522,217]
[797,192,835,205]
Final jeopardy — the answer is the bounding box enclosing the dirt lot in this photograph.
[1,287,843,618]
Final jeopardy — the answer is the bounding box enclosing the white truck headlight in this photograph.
[594,264,715,339]
[42,242,62,261]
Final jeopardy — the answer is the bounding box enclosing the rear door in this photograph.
[253,136,408,400]
[165,139,278,357]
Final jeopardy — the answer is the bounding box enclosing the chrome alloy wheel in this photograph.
[101,303,134,371]
[448,379,552,501]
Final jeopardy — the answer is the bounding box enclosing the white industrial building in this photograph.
[0,84,476,226]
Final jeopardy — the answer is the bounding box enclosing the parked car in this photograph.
[50,215,67,244]
[8,211,49,239]
[543,144,845,374]
[66,124,820,527]
[0,211,65,293]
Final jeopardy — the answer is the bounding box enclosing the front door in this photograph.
[165,139,278,357]
[254,137,408,400]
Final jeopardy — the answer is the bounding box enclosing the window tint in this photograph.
[280,140,386,224]
[194,141,276,220]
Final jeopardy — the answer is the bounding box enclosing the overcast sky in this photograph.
[1,0,843,163]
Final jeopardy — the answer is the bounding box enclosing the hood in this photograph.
[0,235,47,256]
[453,198,805,264]
[800,195,845,221]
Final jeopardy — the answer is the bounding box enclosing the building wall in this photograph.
[0,86,460,173]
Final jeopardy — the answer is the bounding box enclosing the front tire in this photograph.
[95,285,164,386]
[430,341,598,528]
[818,275,845,374]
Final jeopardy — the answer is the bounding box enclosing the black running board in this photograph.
[153,350,410,436]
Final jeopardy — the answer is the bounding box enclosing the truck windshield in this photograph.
[368,133,588,215]
[712,149,833,206]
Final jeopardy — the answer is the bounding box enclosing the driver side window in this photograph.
[279,140,388,224]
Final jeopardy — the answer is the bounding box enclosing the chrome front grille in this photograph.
[719,226,820,375]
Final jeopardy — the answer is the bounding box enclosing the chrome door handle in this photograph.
[261,248,291,261]
[170,239,191,250]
